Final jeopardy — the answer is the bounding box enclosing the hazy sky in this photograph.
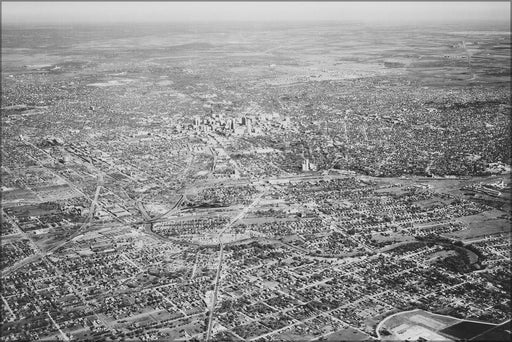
[2,2,510,25]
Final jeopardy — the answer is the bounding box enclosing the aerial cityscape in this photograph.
[1,2,511,342]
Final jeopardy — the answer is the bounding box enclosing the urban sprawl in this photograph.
[1,21,511,342]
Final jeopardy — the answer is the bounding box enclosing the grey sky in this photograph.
[2,2,510,25]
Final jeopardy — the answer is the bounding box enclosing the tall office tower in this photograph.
[246,118,252,135]
[302,158,310,172]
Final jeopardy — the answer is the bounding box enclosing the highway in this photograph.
[2,176,102,277]
[205,191,265,341]
[134,194,184,225]
[48,175,103,253]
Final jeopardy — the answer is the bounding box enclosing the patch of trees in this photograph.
[38,202,61,210]
[389,241,425,253]
[464,243,486,261]
[435,252,471,274]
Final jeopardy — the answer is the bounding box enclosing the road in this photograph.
[0,211,45,277]
[134,194,184,225]
[2,176,102,277]
[190,252,200,280]
[205,191,265,341]
[46,311,70,341]
[48,176,103,253]
[134,194,187,245]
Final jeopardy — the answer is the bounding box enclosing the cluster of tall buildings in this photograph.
[189,112,318,172]
[192,114,258,136]
[302,158,316,172]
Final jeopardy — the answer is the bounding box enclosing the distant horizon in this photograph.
[1,19,510,32]
[2,2,510,26]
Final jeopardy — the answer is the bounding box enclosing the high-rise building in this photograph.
[302,158,310,172]
[246,118,252,135]
[227,119,234,130]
